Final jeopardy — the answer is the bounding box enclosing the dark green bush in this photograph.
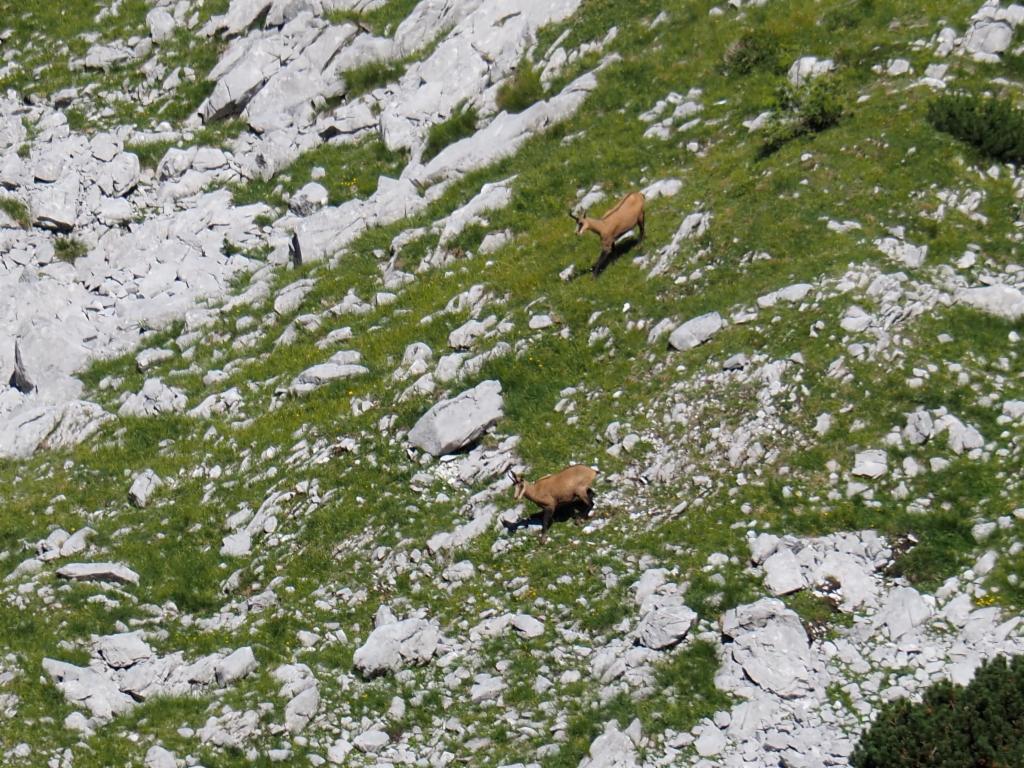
[927,92,1024,165]
[851,655,1024,768]
[496,64,544,113]
[760,77,844,157]
[423,103,478,161]
[722,29,782,76]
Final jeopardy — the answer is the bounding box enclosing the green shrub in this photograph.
[760,77,844,157]
[722,29,782,76]
[423,103,478,161]
[54,236,88,263]
[851,655,1024,768]
[496,64,544,113]
[927,92,1024,165]
[0,196,31,228]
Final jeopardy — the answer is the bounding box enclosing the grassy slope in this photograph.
[2,0,1024,765]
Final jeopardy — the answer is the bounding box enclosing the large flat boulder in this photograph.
[408,379,503,456]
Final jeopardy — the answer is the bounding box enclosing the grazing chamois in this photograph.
[504,465,599,542]
[569,191,645,275]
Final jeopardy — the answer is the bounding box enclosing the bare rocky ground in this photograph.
[0,0,1023,766]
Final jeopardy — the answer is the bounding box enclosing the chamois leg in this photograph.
[540,506,555,542]
[592,247,612,276]
[637,212,645,244]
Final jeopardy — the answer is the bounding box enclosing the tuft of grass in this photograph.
[54,235,88,263]
[0,196,31,228]
[344,58,408,99]
[423,103,478,161]
[126,139,177,171]
[496,63,544,114]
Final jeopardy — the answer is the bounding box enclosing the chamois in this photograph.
[569,191,645,275]
[504,465,599,542]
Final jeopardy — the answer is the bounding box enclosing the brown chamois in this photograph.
[504,465,599,542]
[569,191,645,275]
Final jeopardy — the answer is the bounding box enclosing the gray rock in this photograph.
[449,316,497,350]
[964,20,1014,56]
[942,416,984,455]
[146,8,177,42]
[144,746,177,768]
[635,604,697,649]
[57,562,140,585]
[129,469,163,508]
[667,312,724,351]
[290,182,329,216]
[852,449,887,478]
[353,729,389,754]
[289,350,368,395]
[762,548,807,596]
[875,237,927,268]
[408,379,503,456]
[720,598,815,698]
[189,388,244,419]
[578,720,638,768]
[788,56,835,85]
[220,530,252,558]
[757,283,813,308]
[274,278,316,316]
[903,409,934,445]
[874,587,932,640]
[694,724,727,757]
[59,527,95,558]
[511,614,545,639]
[958,284,1024,321]
[42,658,135,721]
[353,616,440,677]
[215,647,258,686]
[285,686,320,734]
[95,632,153,669]
[136,348,174,372]
[119,379,188,418]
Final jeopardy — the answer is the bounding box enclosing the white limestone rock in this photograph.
[958,284,1024,321]
[215,647,258,686]
[352,616,440,678]
[667,312,724,351]
[57,562,140,585]
[408,379,504,456]
[129,469,163,508]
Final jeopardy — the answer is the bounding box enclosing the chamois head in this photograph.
[568,209,589,237]
[507,469,526,500]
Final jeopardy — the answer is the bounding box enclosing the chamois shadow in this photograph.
[501,499,594,535]
[588,233,644,278]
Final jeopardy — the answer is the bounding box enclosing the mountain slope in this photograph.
[0,0,1023,766]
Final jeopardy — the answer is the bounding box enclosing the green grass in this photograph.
[0,196,30,228]
[342,57,409,98]
[423,103,479,161]
[229,137,408,210]
[497,63,545,114]
[53,235,88,262]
